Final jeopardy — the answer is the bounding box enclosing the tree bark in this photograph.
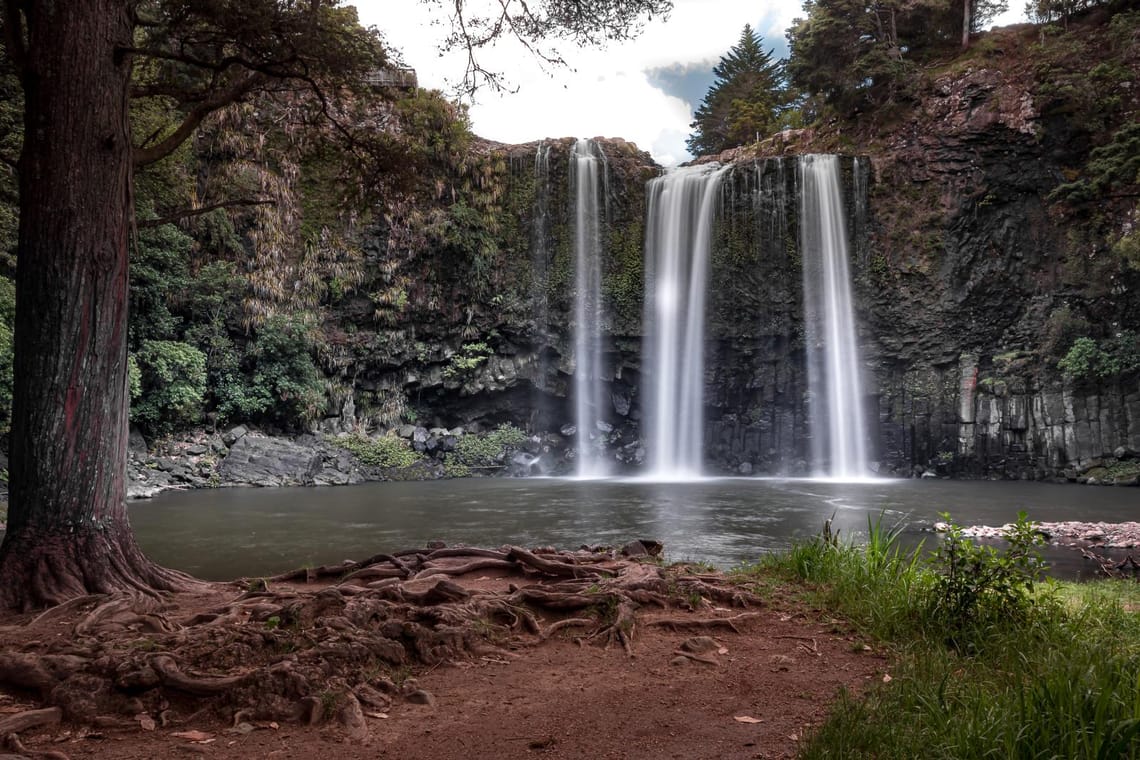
[962,0,972,48]
[0,0,193,609]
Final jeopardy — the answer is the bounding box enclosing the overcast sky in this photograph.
[355,1,1024,166]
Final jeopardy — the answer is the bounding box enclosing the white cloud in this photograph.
[357,1,1026,165]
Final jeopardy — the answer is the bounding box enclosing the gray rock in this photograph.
[222,425,248,447]
[612,391,631,417]
[218,435,322,487]
[185,444,208,456]
[397,424,416,439]
[128,426,148,457]
[738,462,753,475]
[560,423,577,437]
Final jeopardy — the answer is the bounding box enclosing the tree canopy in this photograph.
[686,25,787,157]
[785,0,1008,115]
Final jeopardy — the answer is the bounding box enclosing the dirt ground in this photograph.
[0,546,886,760]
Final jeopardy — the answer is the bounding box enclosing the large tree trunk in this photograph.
[0,0,193,609]
[962,0,972,48]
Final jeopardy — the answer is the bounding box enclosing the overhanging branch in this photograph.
[137,198,274,229]
[133,71,266,167]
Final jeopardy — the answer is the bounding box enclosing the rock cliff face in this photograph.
[308,23,1139,483]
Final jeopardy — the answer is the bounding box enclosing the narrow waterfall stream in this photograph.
[800,154,870,478]
[571,138,610,477]
[643,164,729,479]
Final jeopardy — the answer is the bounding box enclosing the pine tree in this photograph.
[687,25,786,157]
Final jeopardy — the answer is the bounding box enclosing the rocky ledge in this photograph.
[125,423,571,500]
[944,520,1140,549]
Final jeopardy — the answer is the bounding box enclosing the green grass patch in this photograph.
[736,514,1140,759]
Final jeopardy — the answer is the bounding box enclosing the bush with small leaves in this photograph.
[327,433,421,469]
[130,340,207,435]
[926,511,1048,647]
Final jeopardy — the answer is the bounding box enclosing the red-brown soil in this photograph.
[0,544,885,759]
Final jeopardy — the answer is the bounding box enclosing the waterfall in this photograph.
[799,154,869,479]
[643,164,729,479]
[571,138,609,477]
[529,142,554,433]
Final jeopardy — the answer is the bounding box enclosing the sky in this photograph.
[356,1,1024,166]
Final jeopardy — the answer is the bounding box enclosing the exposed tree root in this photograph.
[4,730,70,759]
[0,542,765,741]
[0,524,202,611]
[0,707,62,735]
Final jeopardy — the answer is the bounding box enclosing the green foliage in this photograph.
[687,25,788,156]
[1041,305,1092,359]
[327,432,421,469]
[214,315,326,431]
[445,423,527,477]
[926,512,1047,644]
[1051,123,1140,203]
[1059,332,1140,381]
[393,91,473,179]
[786,0,916,116]
[129,222,195,343]
[443,342,493,380]
[130,340,208,435]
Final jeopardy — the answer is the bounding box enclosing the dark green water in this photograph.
[128,477,1140,581]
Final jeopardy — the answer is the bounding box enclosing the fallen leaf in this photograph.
[790,732,800,741]
[365,712,390,719]
[882,673,893,683]
[733,716,763,724]
[269,721,279,730]
[717,647,729,655]
[172,730,215,742]
[136,714,156,732]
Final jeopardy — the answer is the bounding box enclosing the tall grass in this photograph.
[738,515,1140,759]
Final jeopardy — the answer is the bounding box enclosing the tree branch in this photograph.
[137,198,275,229]
[133,71,266,167]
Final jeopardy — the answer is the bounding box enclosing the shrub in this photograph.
[1059,332,1140,381]
[442,342,493,380]
[130,340,207,435]
[925,512,1047,645]
[214,315,325,431]
[328,433,420,469]
[446,423,527,477]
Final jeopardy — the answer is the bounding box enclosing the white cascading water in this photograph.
[799,154,869,478]
[643,164,729,479]
[571,138,609,477]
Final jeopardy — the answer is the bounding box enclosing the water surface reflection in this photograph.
[129,478,1140,581]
